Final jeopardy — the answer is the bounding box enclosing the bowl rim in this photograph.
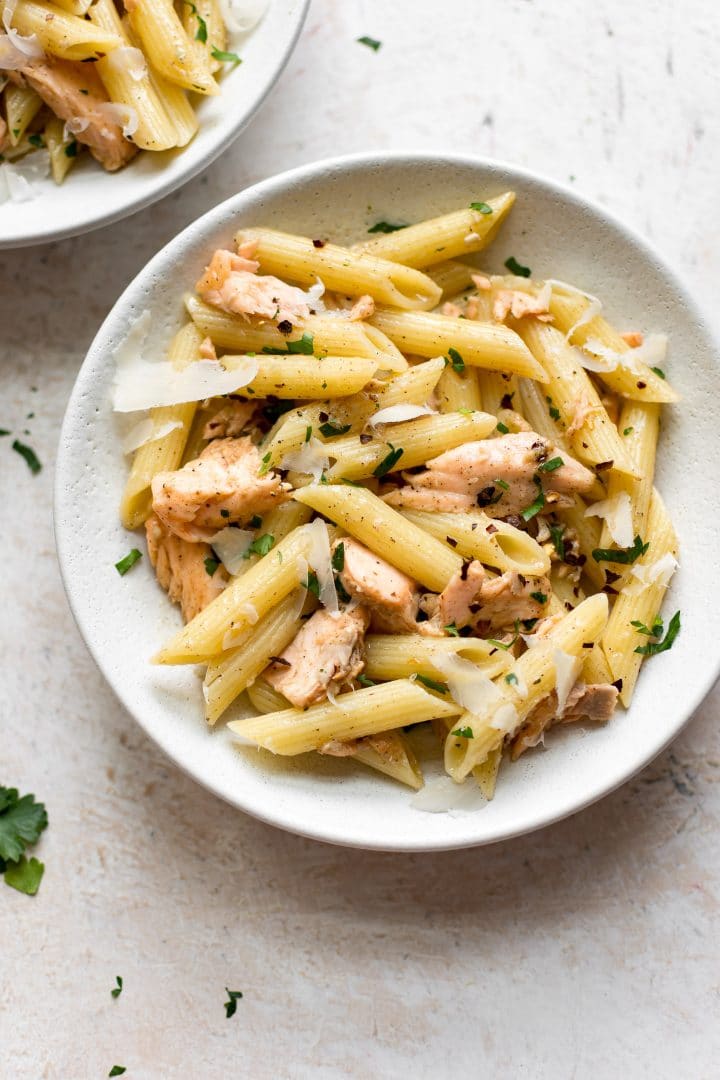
[54,148,720,851]
[0,0,310,250]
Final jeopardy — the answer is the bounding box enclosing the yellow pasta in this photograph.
[435,367,483,413]
[399,510,551,576]
[363,635,510,683]
[44,116,78,184]
[221,354,379,399]
[427,259,477,299]
[3,84,42,147]
[10,1,122,59]
[125,0,218,95]
[598,400,660,556]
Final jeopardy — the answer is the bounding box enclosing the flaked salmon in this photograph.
[196,248,313,323]
[511,682,619,759]
[145,513,228,623]
[335,538,420,633]
[437,562,551,630]
[264,607,370,708]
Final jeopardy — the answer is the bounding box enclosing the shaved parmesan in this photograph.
[210,527,254,575]
[489,702,519,735]
[239,601,259,625]
[302,279,326,312]
[121,417,182,454]
[304,518,338,612]
[0,150,50,203]
[410,775,489,814]
[430,651,503,714]
[553,648,581,716]
[581,333,667,376]
[625,553,678,597]
[368,404,435,427]
[105,45,147,81]
[63,116,90,139]
[219,0,269,33]
[113,356,258,412]
[280,437,329,481]
[2,1,43,61]
[326,684,352,710]
[545,279,603,340]
[584,492,633,548]
[96,101,139,138]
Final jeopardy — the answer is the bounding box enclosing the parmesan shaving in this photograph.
[584,492,634,548]
[302,279,326,312]
[96,101,139,139]
[304,518,338,612]
[430,652,503,714]
[368,404,434,427]
[63,117,90,139]
[121,417,182,455]
[280,437,329,481]
[489,702,519,735]
[0,150,50,203]
[238,601,259,625]
[326,684,352,710]
[2,1,43,61]
[104,44,147,81]
[553,649,582,716]
[624,553,678,597]
[219,0,269,33]
[113,356,259,412]
[410,775,489,814]
[545,279,603,340]
[581,333,668,376]
[210,527,254,575]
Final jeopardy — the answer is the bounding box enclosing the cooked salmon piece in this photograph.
[438,561,551,630]
[390,432,595,517]
[349,294,375,320]
[145,513,228,623]
[264,607,370,708]
[196,248,313,323]
[199,336,218,361]
[335,538,420,632]
[511,682,619,759]
[493,289,553,322]
[151,437,287,542]
[17,56,138,172]
[202,399,256,440]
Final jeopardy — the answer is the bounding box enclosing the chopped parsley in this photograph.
[305,425,312,443]
[111,976,123,1000]
[319,420,351,438]
[367,220,406,233]
[258,451,272,476]
[549,523,566,558]
[546,395,561,421]
[487,620,520,651]
[0,428,9,436]
[504,255,531,277]
[183,0,208,41]
[0,786,48,896]
[538,456,564,473]
[373,442,404,477]
[108,1068,126,1077]
[469,201,493,215]
[303,570,320,598]
[247,533,275,558]
[445,347,465,374]
[631,616,664,638]
[261,399,295,425]
[28,133,44,148]
[334,574,351,603]
[357,35,382,51]
[452,725,474,738]
[530,590,547,604]
[651,366,666,380]
[248,514,262,528]
[331,542,345,573]
[204,557,220,576]
[592,535,649,564]
[357,674,376,687]
[224,988,243,1019]
[262,332,314,355]
[211,46,241,65]
[505,672,519,686]
[414,674,448,694]
[496,421,509,434]
[115,549,142,576]
[623,426,634,436]
[65,139,78,158]
[445,622,460,636]
[520,480,545,522]
[494,478,510,491]
[12,439,41,474]
[634,610,681,656]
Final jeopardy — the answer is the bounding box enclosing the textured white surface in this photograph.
[1,0,719,1076]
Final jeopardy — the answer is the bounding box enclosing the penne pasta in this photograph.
[10,1,122,59]
[435,367,483,413]
[363,635,511,683]
[221,354,379,399]
[427,259,477,299]
[399,510,551,576]
[598,400,660,557]
[3,84,42,147]
[125,0,218,95]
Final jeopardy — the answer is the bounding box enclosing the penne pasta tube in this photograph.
[52,0,93,12]
[477,371,518,418]
[228,679,462,755]
[472,744,504,800]
[363,635,511,683]
[10,1,122,59]
[582,643,614,686]
[444,593,609,779]
[221,354,379,399]
[125,0,218,95]
[235,228,442,311]
[436,367,483,413]
[121,17,199,147]
[517,320,641,478]
[181,0,226,73]
[370,308,547,380]
[293,483,463,591]
[185,295,406,370]
[399,510,551,576]
[352,731,423,790]
[325,411,496,481]
[44,115,78,183]
[203,590,306,725]
[3,84,42,147]
[427,259,477,299]
[599,400,659,553]
[549,293,679,404]
[120,323,202,530]
[601,489,678,706]
[517,376,570,451]
[154,524,314,664]
[355,193,516,268]
[247,680,290,714]
[554,496,606,591]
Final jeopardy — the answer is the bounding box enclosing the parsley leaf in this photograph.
[592,535,649,564]
[546,395,561,421]
[28,133,44,148]
[357,674,376,687]
[487,620,520,651]
[4,855,44,896]
[304,425,312,443]
[357,35,382,51]
[111,976,123,999]
[452,725,474,738]
[496,421,509,434]
[633,611,681,656]
[631,616,665,637]
[530,590,547,604]
[414,674,448,693]
[64,140,78,158]
[262,332,314,356]
[469,201,493,215]
[204,557,219,576]
[651,366,666,379]
[115,549,142,576]
[224,988,243,1018]
[623,426,634,436]
[0,787,48,878]
[505,672,519,686]
[549,523,566,558]
[334,574,351,603]
[258,451,272,476]
[183,0,208,42]
[303,570,320,598]
[331,542,345,573]
[445,347,465,373]
[504,255,531,277]
[108,1068,126,1077]
[319,420,351,438]
[247,533,274,558]
[367,220,406,233]
[373,442,404,477]
[12,439,41,474]
[211,46,241,65]
[538,456,564,473]
[445,622,459,636]
[520,481,545,521]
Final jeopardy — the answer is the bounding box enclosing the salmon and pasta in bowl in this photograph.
[0,0,265,188]
[113,192,681,807]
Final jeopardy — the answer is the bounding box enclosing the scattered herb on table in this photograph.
[111,976,123,999]
[504,255,531,277]
[0,786,48,896]
[224,988,243,1018]
[12,439,41,474]
[367,220,406,233]
[357,35,382,51]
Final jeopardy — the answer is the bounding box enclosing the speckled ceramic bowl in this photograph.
[0,0,308,248]
[54,152,720,850]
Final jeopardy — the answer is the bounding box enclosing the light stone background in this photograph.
[2,1,719,1077]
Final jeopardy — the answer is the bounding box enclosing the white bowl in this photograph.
[0,0,308,249]
[55,151,720,851]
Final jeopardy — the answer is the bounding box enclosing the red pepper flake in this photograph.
[445,536,458,547]
[277,319,293,335]
[637,381,646,389]
[596,460,614,472]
